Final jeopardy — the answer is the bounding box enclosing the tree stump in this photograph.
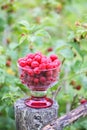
[14,98,58,130]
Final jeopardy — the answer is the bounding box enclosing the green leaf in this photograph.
[59,48,74,59]
[55,40,68,51]
[19,35,27,44]
[72,60,87,73]
[0,55,6,67]
[69,42,83,59]
[0,69,5,83]
[18,20,30,29]
[0,17,6,32]
[35,29,51,39]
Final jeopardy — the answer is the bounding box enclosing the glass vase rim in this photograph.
[17,62,61,72]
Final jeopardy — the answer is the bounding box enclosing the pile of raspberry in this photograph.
[18,52,61,90]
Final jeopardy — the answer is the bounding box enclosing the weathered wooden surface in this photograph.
[42,102,87,130]
[14,98,58,130]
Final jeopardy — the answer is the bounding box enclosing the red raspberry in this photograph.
[80,99,87,104]
[47,58,52,63]
[20,74,24,79]
[40,76,46,83]
[41,57,47,64]
[46,70,53,77]
[31,61,39,68]
[34,78,39,84]
[27,58,32,66]
[75,85,81,90]
[46,63,53,69]
[33,67,40,74]
[27,53,35,59]
[35,52,42,56]
[19,60,26,67]
[54,59,61,66]
[24,65,30,70]
[39,63,46,70]
[47,47,53,52]
[30,77,34,82]
[21,80,25,84]
[34,55,41,63]
[18,58,24,63]
[52,62,58,68]
[6,60,11,67]
[50,54,58,61]
[28,69,34,76]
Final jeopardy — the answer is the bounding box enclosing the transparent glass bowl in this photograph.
[18,64,60,108]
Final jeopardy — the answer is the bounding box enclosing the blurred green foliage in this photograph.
[0,0,87,130]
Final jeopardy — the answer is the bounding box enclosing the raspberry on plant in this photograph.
[6,60,11,67]
[75,85,81,90]
[80,99,87,104]
[47,47,53,52]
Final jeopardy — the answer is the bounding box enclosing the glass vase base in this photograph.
[25,96,53,108]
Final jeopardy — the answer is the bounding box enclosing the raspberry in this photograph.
[34,78,39,84]
[20,74,24,78]
[28,69,34,76]
[19,60,26,67]
[52,62,58,68]
[33,67,40,74]
[18,58,24,63]
[24,65,30,70]
[34,55,41,63]
[46,70,53,77]
[27,53,35,59]
[35,52,42,56]
[46,63,53,69]
[75,85,81,90]
[41,57,47,64]
[27,58,32,66]
[39,63,46,70]
[40,76,46,83]
[18,52,61,90]
[6,60,11,67]
[47,47,53,52]
[80,99,87,104]
[50,54,58,61]
[31,61,39,68]
[54,59,61,66]
[47,58,52,63]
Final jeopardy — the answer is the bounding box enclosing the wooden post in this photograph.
[42,103,87,130]
[14,98,58,130]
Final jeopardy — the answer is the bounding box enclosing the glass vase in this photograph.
[18,64,60,108]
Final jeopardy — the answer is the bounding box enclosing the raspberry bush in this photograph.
[0,0,87,130]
